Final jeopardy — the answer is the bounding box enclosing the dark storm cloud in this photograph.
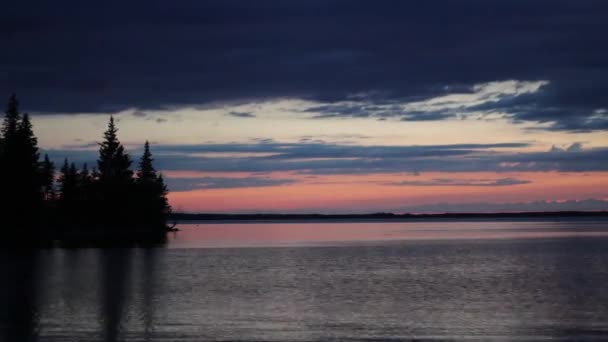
[3,1,608,131]
[466,83,608,132]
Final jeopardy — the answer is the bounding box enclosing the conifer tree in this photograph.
[18,113,42,201]
[59,159,78,202]
[1,95,21,175]
[18,114,39,164]
[40,154,56,200]
[156,173,171,216]
[95,116,135,228]
[77,163,93,201]
[1,95,43,231]
[97,116,133,183]
[1,94,20,141]
[136,141,171,229]
[136,141,156,182]
[1,96,174,241]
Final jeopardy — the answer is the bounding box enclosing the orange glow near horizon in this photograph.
[167,171,608,213]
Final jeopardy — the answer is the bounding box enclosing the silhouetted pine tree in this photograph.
[40,154,56,201]
[1,95,173,244]
[59,160,78,203]
[18,114,39,165]
[97,116,133,183]
[0,95,43,233]
[18,113,43,203]
[0,96,21,189]
[1,94,20,141]
[136,141,156,181]
[135,141,171,230]
[155,173,170,218]
[77,163,93,200]
[57,160,80,228]
[96,117,134,228]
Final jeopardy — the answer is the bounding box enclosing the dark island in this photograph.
[0,95,171,246]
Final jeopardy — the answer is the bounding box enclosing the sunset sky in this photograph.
[4,1,608,213]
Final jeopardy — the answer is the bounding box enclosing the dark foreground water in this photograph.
[2,219,608,341]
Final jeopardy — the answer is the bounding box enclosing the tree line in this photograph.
[0,95,171,245]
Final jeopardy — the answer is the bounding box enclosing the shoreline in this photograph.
[171,211,608,223]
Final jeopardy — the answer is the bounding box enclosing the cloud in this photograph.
[132,110,147,117]
[386,177,531,187]
[566,142,584,152]
[304,80,549,122]
[227,111,256,118]
[45,140,608,176]
[549,143,584,153]
[166,176,295,191]
[61,141,99,149]
[4,1,608,131]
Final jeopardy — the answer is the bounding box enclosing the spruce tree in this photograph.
[1,94,20,141]
[59,159,78,202]
[57,159,79,228]
[18,113,42,201]
[156,173,171,217]
[136,141,156,182]
[40,154,56,200]
[1,95,21,172]
[97,116,133,183]
[77,163,93,201]
[95,116,134,229]
[136,141,171,230]
[18,114,39,164]
[0,95,43,232]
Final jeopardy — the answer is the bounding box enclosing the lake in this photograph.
[2,218,608,341]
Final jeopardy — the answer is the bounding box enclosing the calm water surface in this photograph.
[2,219,608,341]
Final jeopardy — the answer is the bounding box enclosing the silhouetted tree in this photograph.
[95,117,135,229]
[17,113,43,203]
[134,141,171,231]
[59,160,78,203]
[77,163,93,200]
[56,160,80,229]
[18,114,39,167]
[97,117,133,183]
[1,94,20,141]
[0,95,43,233]
[40,154,56,201]
[1,96,172,244]
[155,174,170,218]
[137,141,156,182]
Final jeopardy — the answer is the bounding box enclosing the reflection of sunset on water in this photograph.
[169,220,608,249]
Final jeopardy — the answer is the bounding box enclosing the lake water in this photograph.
[2,219,608,341]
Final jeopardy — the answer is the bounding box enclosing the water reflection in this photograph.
[0,248,164,342]
[1,220,608,340]
[0,250,43,341]
[170,219,608,248]
[141,248,160,341]
[100,249,133,342]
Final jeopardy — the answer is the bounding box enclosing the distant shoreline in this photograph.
[171,211,608,222]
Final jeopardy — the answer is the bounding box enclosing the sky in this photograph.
[3,0,608,213]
